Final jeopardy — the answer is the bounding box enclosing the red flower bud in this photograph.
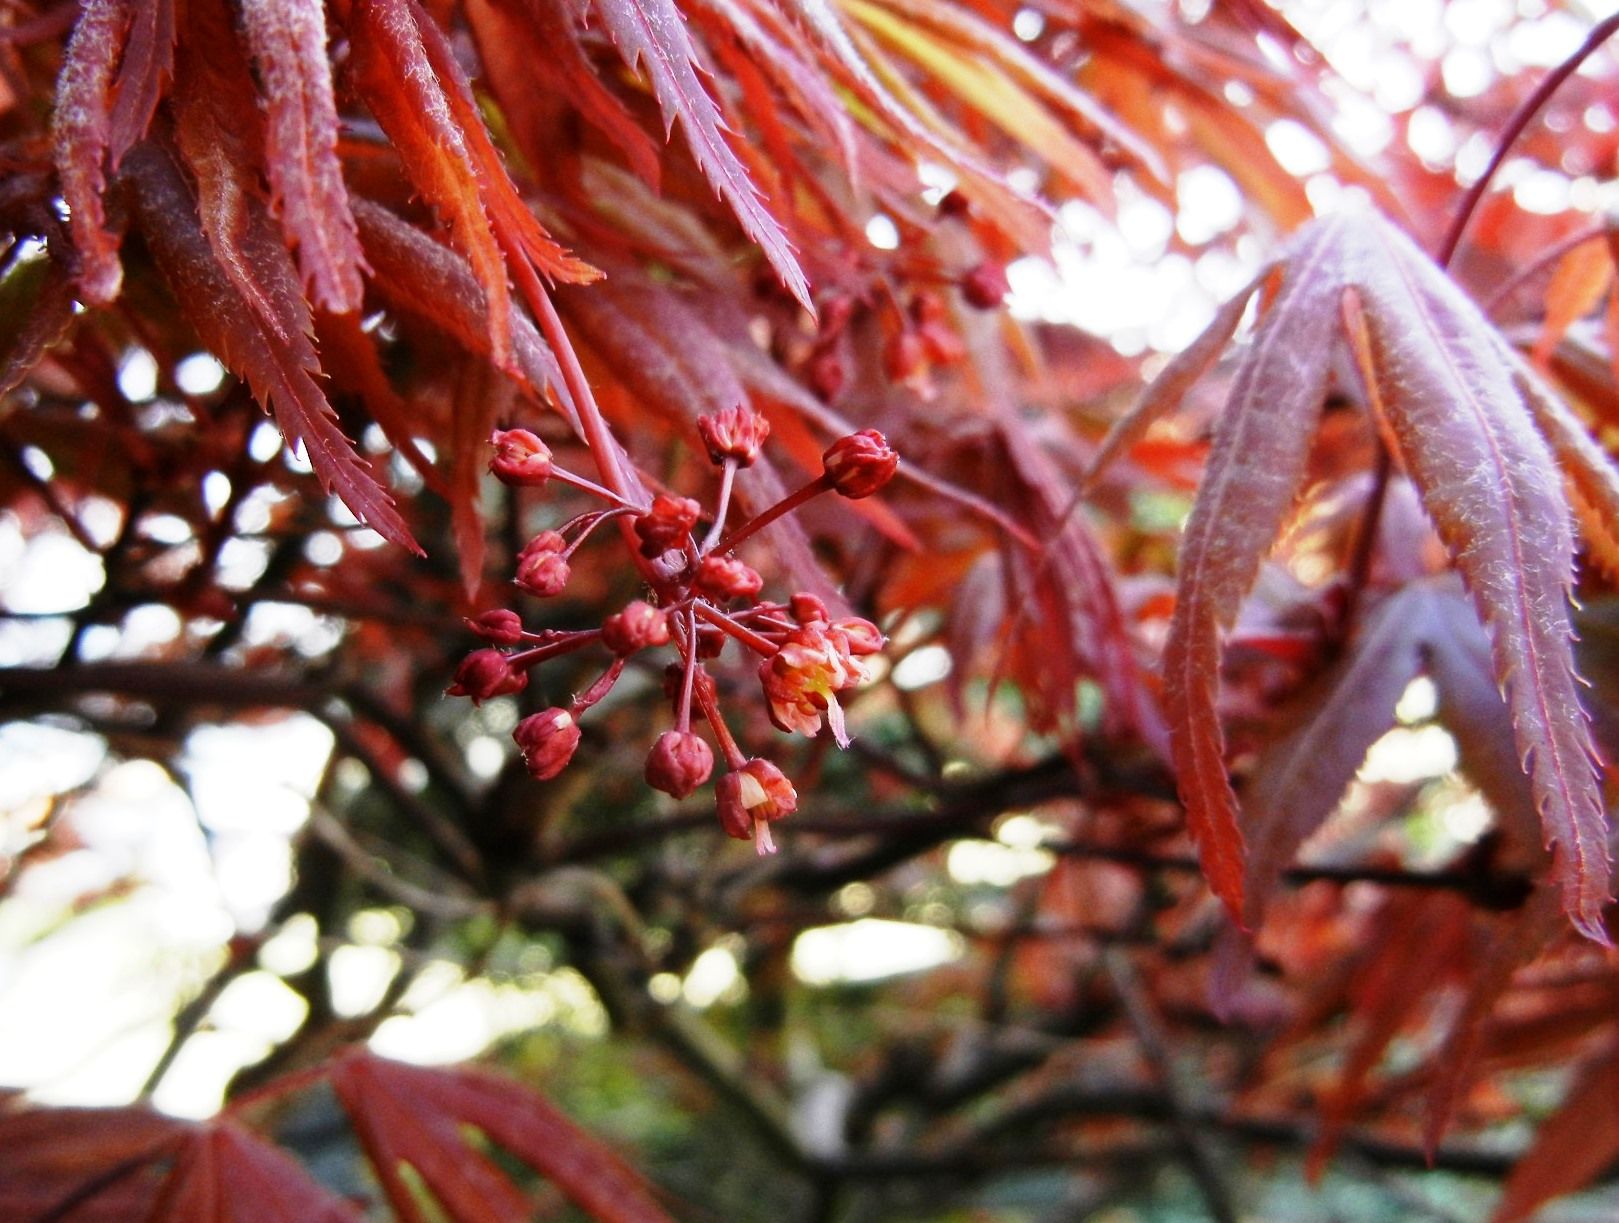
[466,609,524,645]
[832,616,885,656]
[447,649,528,704]
[515,544,570,598]
[960,259,1010,310]
[601,600,670,654]
[697,405,770,467]
[645,730,714,798]
[789,593,829,625]
[489,428,553,486]
[695,554,763,602]
[513,708,581,780]
[822,430,898,499]
[633,494,701,556]
[715,758,797,852]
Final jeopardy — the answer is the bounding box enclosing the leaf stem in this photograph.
[1436,10,1619,270]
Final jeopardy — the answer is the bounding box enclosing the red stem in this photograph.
[1436,11,1619,270]
[693,600,780,656]
[709,473,833,555]
[692,671,747,769]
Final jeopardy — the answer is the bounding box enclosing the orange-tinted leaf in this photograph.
[1532,236,1611,367]
[469,0,662,188]
[1489,1043,1619,1223]
[124,143,419,553]
[149,1120,360,1223]
[691,0,859,189]
[585,0,812,312]
[843,0,1113,205]
[52,0,132,302]
[349,0,512,362]
[1163,217,1347,921]
[349,0,596,364]
[450,358,507,598]
[1354,216,1612,941]
[330,1050,672,1223]
[240,0,366,314]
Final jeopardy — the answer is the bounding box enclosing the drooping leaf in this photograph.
[105,0,174,163]
[123,143,419,553]
[1352,216,1611,942]
[239,0,366,314]
[450,357,508,598]
[581,0,813,312]
[1241,582,1434,924]
[1489,1043,1619,1223]
[1424,884,1566,1154]
[1308,891,1476,1176]
[688,0,860,190]
[791,0,1049,250]
[1129,207,1613,938]
[329,1049,673,1223]
[52,0,133,303]
[1161,216,1349,921]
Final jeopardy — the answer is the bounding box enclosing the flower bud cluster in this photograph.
[449,418,896,853]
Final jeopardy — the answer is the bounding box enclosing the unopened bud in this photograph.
[697,405,770,467]
[489,428,553,486]
[822,430,898,499]
[633,495,701,556]
[695,554,763,601]
[447,649,528,704]
[466,609,524,645]
[516,549,570,598]
[789,593,829,625]
[513,708,581,780]
[832,617,884,656]
[601,600,670,655]
[645,730,714,798]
